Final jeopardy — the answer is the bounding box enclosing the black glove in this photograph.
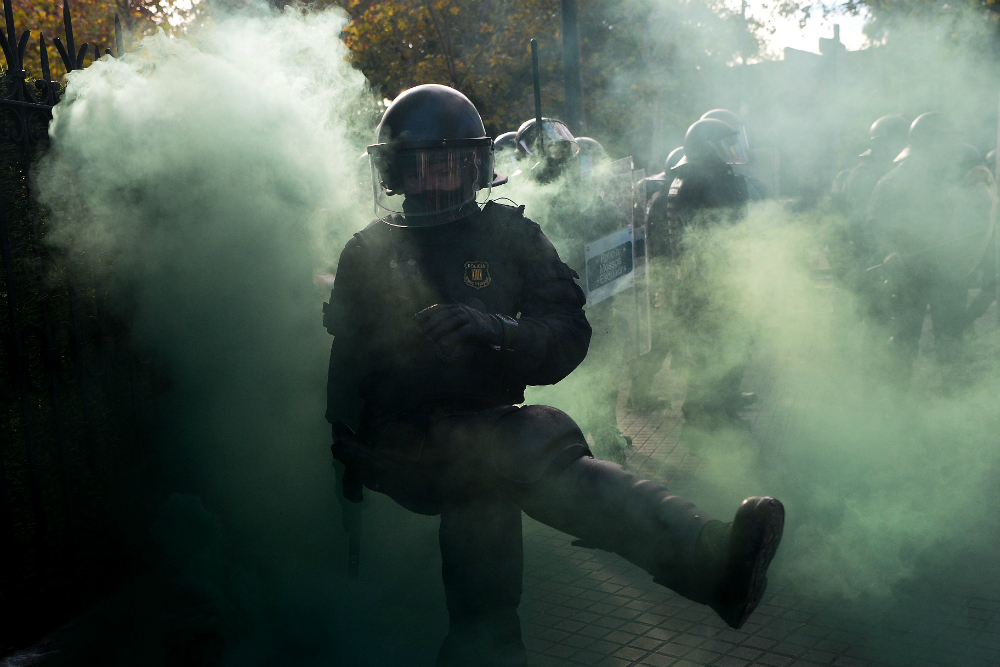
[414,303,517,350]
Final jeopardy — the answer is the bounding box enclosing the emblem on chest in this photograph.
[463,261,491,289]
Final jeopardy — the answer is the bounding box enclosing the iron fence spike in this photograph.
[0,26,12,71]
[77,43,88,69]
[93,43,99,62]
[53,37,72,71]
[105,47,112,56]
[39,33,51,84]
[115,14,123,58]
[63,0,75,68]
[16,29,28,67]
[3,0,17,69]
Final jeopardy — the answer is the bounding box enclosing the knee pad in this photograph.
[489,405,591,484]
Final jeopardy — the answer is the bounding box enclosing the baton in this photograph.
[333,421,364,579]
[531,39,543,154]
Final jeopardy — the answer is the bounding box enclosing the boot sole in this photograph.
[716,497,785,629]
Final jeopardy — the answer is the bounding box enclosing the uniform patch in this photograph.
[463,261,491,289]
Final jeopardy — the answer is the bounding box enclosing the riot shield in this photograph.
[581,157,652,360]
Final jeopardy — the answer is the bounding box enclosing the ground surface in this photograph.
[519,403,1000,667]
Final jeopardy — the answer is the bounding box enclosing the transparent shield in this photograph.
[581,157,652,361]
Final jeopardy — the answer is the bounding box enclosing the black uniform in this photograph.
[666,162,751,424]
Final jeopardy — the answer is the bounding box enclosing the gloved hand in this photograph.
[414,303,504,349]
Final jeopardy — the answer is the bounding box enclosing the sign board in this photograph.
[585,227,635,305]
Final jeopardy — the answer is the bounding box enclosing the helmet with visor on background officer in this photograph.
[574,136,607,175]
[667,118,755,435]
[515,117,580,183]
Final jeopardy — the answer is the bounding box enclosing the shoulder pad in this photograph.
[483,199,526,219]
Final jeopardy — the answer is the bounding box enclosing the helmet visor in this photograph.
[368,142,493,225]
[519,120,579,156]
[712,134,749,165]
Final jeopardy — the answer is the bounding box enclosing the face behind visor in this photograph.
[368,84,501,227]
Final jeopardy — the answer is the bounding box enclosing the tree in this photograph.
[10,0,203,80]
[333,0,757,167]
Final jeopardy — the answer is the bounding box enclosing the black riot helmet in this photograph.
[701,109,750,155]
[958,142,985,174]
[862,114,908,162]
[515,117,580,182]
[895,112,957,163]
[494,131,518,153]
[515,118,579,159]
[368,84,499,226]
[676,118,748,168]
[575,137,606,173]
[665,146,685,172]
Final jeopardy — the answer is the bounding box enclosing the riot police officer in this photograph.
[870,112,995,382]
[494,131,520,181]
[325,84,785,667]
[829,115,909,312]
[667,118,755,431]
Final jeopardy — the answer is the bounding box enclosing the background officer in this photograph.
[667,118,756,433]
[870,112,996,383]
[326,84,785,667]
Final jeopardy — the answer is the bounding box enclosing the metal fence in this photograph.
[0,1,156,654]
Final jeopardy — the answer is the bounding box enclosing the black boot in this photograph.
[511,459,783,630]
[656,496,784,629]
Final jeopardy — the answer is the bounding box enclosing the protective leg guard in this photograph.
[510,458,784,630]
[511,456,710,590]
[437,495,527,667]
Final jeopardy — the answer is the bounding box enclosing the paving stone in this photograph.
[641,654,678,667]
[716,656,751,667]
[614,644,651,662]
[727,646,764,661]
[630,635,666,651]
[658,641,694,658]
[604,630,640,645]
